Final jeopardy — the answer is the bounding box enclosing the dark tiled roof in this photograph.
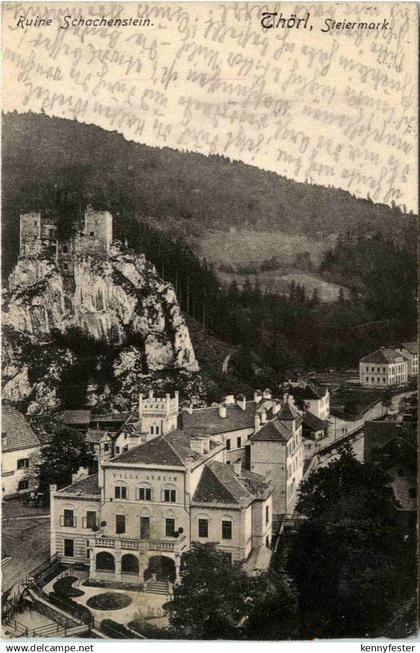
[299,382,326,400]
[278,403,298,421]
[57,473,100,496]
[360,348,405,364]
[63,410,91,425]
[192,461,249,506]
[2,404,41,452]
[401,342,418,355]
[85,429,111,444]
[182,401,256,435]
[109,431,201,467]
[240,469,272,500]
[250,419,292,442]
[302,411,330,432]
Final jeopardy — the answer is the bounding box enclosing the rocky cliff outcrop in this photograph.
[2,244,201,413]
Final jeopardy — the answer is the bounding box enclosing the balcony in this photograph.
[93,535,186,553]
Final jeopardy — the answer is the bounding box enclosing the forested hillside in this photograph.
[2,111,416,277]
[2,112,416,395]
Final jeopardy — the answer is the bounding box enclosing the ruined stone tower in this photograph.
[19,207,113,264]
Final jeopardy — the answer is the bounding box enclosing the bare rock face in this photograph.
[2,245,200,412]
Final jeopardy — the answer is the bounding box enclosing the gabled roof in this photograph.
[85,429,112,444]
[62,410,91,425]
[300,382,327,400]
[401,342,418,355]
[182,401,256,435]
[2,403,42,453]
[192,460,271,507]
[56,473,100,496]
[302,411,330,432]
[109,430,201,467]
[250,419,292,443]
[360,348,405,364]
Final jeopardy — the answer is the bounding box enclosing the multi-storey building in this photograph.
[397,342,418,378]
[1,403,49,497]
[359,348,409,388]
[247,399,304,518]
[50,428,273,585]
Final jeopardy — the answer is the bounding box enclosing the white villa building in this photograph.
[49,384,326,586]
[359,347,409,388]
[50,427,273,586]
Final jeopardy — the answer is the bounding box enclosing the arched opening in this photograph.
[121,554,139,574]
[96,551,115,571]
[144,556,176,583]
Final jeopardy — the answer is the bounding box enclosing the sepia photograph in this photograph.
[1,0,418,644]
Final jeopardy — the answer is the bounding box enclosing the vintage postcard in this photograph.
[1,1,418,642]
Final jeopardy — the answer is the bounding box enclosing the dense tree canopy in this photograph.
[26,423,95,504]
[286,447,417,638]
[169,543,298,640]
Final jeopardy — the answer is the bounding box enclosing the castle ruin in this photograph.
[19,206,113,273]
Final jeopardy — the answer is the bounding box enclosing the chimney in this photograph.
[71,467,90,484]
[236,394,246,411]
[254,390,262,404]
[254,413,261,431]
[283,393,289,404]
[190,437,203,455]
[225,394,235,405]
[233,460,241,476]
[272,399,281,415]
[260,409,267,424]
[263,388,272,399]
[218,404,227,418]
[148,389,154,399]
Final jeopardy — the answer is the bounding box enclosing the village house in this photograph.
[397,342,418,378]
[363,421,417,512]
[50,427,273,588]
[1,403,49,497]
[359,347,409,388]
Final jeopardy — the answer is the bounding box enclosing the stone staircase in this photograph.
[144,579,171,596]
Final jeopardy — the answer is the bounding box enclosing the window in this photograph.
[115,486,127,499]
[226,439,231,451]
[89,231,94,236]
[63,263,68,271]
[63,509,75,527]
[265,505,270,524]
[116,514,126,534]
[123,446,128,453]
[18,479,29,491]
[165,518,176,537]
[164,489,176,503]
[17,459,29,469]
[237,437,241,448]
[139,487,152,501]
[198,519,208,538]
[140,516,150,539]
[64,539,74,557]
[86,543,90,558]
[86,511,97,530]
[222,520,232,540]
[151,426,154,435]
[104,443,109,452]
[115,446,120,455]
[62,245,68,253]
